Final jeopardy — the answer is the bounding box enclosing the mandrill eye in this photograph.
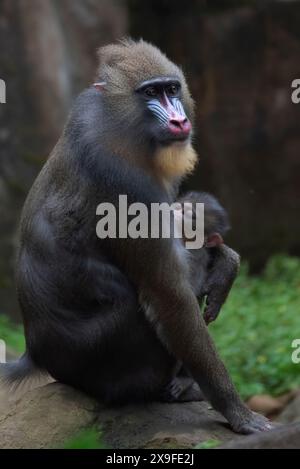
[166,84,180,97]
[144,86,158,98]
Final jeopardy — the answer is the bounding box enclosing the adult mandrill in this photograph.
[2,40,272,434]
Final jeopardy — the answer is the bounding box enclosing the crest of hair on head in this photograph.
[96,38,194,117]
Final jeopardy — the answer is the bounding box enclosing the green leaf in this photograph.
[195,439,221,449]
[63,428,106,450]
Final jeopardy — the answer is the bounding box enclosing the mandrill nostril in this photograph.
[167,115,192,138]
[169,119,181,129]
[169,117,187,129]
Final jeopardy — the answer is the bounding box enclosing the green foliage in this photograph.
[0,315,25,354]
[209,255,300,398]
[63,427,106,449]
[195,439,221,449]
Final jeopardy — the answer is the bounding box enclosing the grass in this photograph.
[210,255,300,399]
[63,427,106,449]
[195,439,221,449]
[0,255,299,400]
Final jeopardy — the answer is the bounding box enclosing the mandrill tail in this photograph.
[0,353,48,392]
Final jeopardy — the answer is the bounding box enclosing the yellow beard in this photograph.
[154,143,198,182]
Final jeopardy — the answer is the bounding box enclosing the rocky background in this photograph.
[0,0,300,319]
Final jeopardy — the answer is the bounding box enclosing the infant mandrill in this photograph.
[175,191,240,324]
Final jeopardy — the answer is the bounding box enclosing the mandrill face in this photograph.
[135,76,192,146]
[96,40,194,145]
[95,39,196,180]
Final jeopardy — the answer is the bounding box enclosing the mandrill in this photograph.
[1,40,272,434]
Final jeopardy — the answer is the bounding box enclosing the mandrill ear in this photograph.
[93,82,107,92]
